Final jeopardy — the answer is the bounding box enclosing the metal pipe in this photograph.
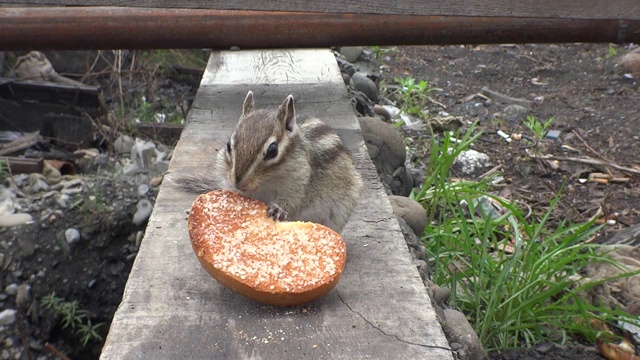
[0,7,639,51]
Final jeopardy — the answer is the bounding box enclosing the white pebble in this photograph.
[0,309,16,326]
[65,228,81,244]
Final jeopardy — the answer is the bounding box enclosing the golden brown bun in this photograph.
[188,190,347,306]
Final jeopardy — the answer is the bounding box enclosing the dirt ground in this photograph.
[1,43,638,360]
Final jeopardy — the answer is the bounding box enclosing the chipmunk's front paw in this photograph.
[267,203,288,222]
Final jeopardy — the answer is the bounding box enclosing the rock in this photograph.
[389,195,428,236]
[5,283,18,296]
[150,176,163,187]
[131,138,157,169]
[373,104,391,121]
[1,349,8,360]
[396,217,427,263]
[453,149,491,176]
[503,104,529,122]
[138,184,150,196]
[27,173,49,193]
[429,283,451,308]
[0,213,33,227]
[341,73,351,85]
[0,309,16,326]
[335,56,356,77]
[443,309,485,360]
[42,160,62,184]
[57,193,70,208]
[133,199,153,226]
[113,134,135,154]
[65,228,81,244]
[0,187,16,216]
[358,117,412,196]
[339,46,364,63]
[351,72,379,103]
[15,284,31,309]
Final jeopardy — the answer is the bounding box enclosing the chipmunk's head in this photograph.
[223,91,299,192]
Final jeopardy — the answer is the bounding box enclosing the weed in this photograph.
[412,126,640,352]
[41,292,105,346]
[368,46,397,60]
[394,76,435,119]
[605,44,618,59]
[523,115,554,139]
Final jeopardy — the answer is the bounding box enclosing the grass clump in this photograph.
[41,292,105,346]
[523,115,555,139]
[393,75,436,119]
[412,126,640,352]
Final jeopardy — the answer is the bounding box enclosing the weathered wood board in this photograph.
[1,0,638,20]
[100,49,453,360]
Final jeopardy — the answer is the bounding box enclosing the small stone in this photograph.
[65,228,81,245]
[113,134,135,154]
[388,196,428,236]
[57,193,70,208]
[339,46,364,63]
[3,338,13,347]
[351,73,379,103]
[503,104,529,122]
[150,176,163,187]
[450,342,463,351]
[15,284,31,309]
[0,213,33,227]
[5,284,18,296]
[454,149,491,176]
[373,104,391,121]
[443,309,485,360]
[1,349,9,360]
[132,199,153,226]
[42,161,62,185]
[0,309,16,326]
[131,138,157,169]
[138,184,150,196]
[27,174,49,193]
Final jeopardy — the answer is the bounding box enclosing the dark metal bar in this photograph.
[0,7,639,51]
[0,156,43,174]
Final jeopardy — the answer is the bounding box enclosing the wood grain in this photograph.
[1,0,638,20]
[100,49,453,360]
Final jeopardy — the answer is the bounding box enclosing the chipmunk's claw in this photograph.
[267,203,288,222]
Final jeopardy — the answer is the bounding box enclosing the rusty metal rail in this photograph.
[0,7,639,51]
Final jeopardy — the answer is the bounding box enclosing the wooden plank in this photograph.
[100,49,453,359]
[1,0,638,20]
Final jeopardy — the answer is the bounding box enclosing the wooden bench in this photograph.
[100,49,453,359]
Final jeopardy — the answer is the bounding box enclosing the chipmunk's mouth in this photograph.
[236,181,258,192]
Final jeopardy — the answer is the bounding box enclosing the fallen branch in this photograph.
[526,150,640,175]
[479,87,532,108]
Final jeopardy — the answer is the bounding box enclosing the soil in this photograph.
[1,43,638,360]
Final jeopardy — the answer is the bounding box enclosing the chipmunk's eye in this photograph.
[265,142,278,160]
[226,141,231,153]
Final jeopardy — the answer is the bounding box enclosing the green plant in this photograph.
[412,126,640,352]
[394,76,435,119]
[134,96,155,123]
[605,43,618,59]
[41,293,105,346]
[523,115,555,139]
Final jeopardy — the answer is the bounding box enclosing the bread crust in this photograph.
[188,190,347,306]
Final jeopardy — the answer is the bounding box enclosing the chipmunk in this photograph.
[172,91,363,233]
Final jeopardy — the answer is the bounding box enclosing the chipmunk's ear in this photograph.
[241,91,255,118]
[277,94,297,132]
